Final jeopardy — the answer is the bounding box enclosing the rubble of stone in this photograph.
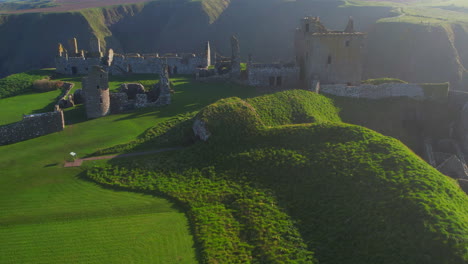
[57,82,75,109]
[119,83,145,99]
[55,36,211,76]
[0,108,64,146]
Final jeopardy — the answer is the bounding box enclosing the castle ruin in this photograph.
[295,17,365,86]
[56,38,211,76]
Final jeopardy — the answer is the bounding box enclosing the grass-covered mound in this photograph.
[0,69,52,98]
[246,90,341,126]
[87,90,468,264]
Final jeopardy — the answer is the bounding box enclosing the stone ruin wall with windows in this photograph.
[55,38,211,76]
[295,17,365,87]
[247,63,299,88]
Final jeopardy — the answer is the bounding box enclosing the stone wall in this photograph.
[57,53,208,76]
[0,110,64,146]
[247,64,299,88]
[55,56,101,75]
[320,83,426,100]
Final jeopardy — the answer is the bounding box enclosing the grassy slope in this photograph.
[86,89,468,263]
[0,75,257,263]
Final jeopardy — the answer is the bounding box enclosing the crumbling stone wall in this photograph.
[320,83,426,100]
[0,110,64,145]
[248,64,299,88]
[110,93,130,114]
[56,38,211,76]
[56,56,102,75]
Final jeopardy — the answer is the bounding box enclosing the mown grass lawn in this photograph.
[0,74,258,263]
[0,89,61,125]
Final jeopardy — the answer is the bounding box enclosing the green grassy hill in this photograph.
[86,89,468,263]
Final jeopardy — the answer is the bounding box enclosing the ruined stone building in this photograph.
[245,17,364,89]
[56,37,211,76]
[295,17,365,86]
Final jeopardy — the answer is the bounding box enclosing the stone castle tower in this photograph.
[295,17,365,86]
[82,66,110,119]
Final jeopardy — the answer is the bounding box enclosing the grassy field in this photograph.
[86,90,468,263]
[0,89,61,125]
[0,74,257,263]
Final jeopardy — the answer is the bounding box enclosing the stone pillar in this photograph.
[230,35,241,79]
[205,41,211,67]
[68,37,79,56]
[89,35,103,58]
[158,60,171,106]
[57,43,65,57]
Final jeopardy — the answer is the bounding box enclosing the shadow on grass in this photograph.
[43,163,59,168]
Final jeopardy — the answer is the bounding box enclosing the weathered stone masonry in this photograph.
[56,37,211,76]
[247,63,299,88]
[82,66,110,119]
[0,109,64,146]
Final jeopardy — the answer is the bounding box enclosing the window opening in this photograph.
[276,76,282,86]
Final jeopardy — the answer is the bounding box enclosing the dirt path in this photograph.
[64,147,182,167]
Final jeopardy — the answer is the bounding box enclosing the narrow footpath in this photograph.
[64,147,183,167]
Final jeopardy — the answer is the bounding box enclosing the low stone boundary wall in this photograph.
[320,83,425,99]
[0,109,64,145]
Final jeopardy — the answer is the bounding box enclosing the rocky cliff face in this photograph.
[364,22,468,90]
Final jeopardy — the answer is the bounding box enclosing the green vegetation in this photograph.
[0,75,258,263]
[0,0,56,12]
[86,90,468,263]
[361,77,407,85]
[246,90,341,126]
[0,69,53,98]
